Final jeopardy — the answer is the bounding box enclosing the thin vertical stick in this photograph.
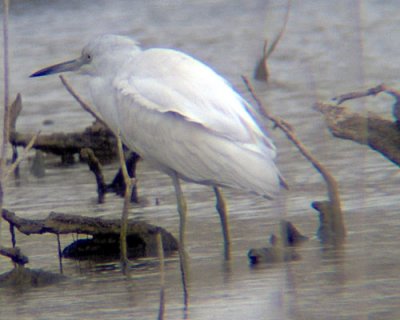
[157,232,165,320]
[59,75,107,127]
[1,0,10,162]
[9,223,15,247]
[265,0,291,58]
[56,234,64,274]
[0,0,10,244]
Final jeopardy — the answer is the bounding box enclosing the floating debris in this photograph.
[248,246,300,264]
[248,220,306,264]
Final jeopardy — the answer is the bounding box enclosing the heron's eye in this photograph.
[87,54,92,61]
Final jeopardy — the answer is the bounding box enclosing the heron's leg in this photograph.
[213,186,231,260]
[171,172,189,306]
[171,172,187,247]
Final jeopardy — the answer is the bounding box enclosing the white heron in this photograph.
[31,34,286,260]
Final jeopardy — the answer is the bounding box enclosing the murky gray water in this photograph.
[1,0,399,319]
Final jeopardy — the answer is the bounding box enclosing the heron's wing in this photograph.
[115,48,276,156]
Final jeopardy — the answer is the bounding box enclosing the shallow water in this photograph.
[1,0,400,319]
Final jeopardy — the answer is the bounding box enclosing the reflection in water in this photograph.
[1,0,400,319]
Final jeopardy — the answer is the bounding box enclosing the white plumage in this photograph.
[31,34,285,258]
[72,35,283,198]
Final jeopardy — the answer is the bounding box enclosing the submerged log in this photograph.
[2,209,178,260]
[247,247,300,264]
[0,266,66,288]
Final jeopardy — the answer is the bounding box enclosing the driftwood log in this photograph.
[9,93,119,162]
[2,209,178,260]
[10,120,118,163]
[9,95,140,202]
[315,101,400,166]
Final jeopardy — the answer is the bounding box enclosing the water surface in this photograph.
[1,1,399,319]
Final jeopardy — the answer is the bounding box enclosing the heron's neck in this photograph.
[95,48,141,78]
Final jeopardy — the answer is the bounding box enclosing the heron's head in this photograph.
[30,34,141,78]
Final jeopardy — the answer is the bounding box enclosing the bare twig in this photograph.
[333,84,387,105]
[59,75,107,127]
[108,152,140,203]
[332,84,400,126]
[80,148,107,203]
[9,94,23,178]
[0,0,10,245]
[254,41,270,81]
[243,76,345,243]
[0,246,29,266]
[1,0,10,165]
[315,102,400,166]
[9,94,22,133]
[4,131,40,181]
[254,0,291,81]
[56,234,63,274]
[157,232,165,320]
[265,0,292,58]
[381,85,400,99]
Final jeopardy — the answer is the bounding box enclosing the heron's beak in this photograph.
[30,58,83,77]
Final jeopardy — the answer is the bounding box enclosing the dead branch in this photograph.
[59,75,107,127]
[333,84,400,128]
[157,232,165,320]
[243,76,346,243]
[254,40,270,81]
[265,0,292,58]
[80,147,139,203]
[332,83,400,104]
[5,131,40,180]
[108,152,140,202]
[315,101,400,166]
[80,148,107,203]
[333,84,387,105]
[10,121,117,162]
[0,246,29,265]
[9,93,22,133]
[1,0,10,168]
[0,0,11,249]
[254,0,291,81]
